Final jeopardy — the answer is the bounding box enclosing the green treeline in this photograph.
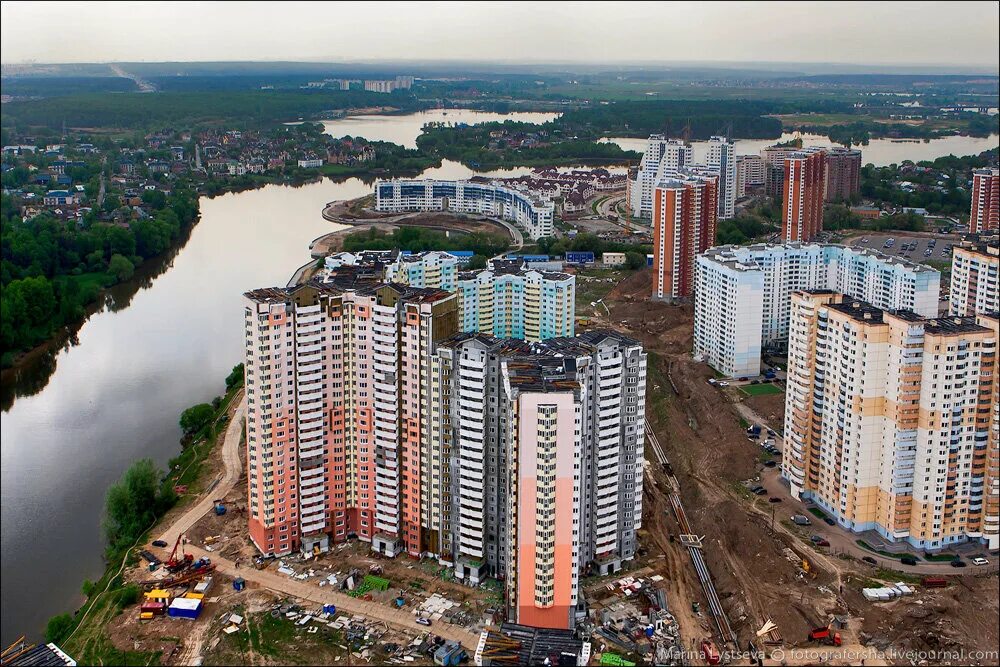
[342,226,511,261]
[0,89,423,132]
[0,189,200,365]
[556,100,788,139]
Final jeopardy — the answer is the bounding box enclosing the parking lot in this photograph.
[848,232,956,265]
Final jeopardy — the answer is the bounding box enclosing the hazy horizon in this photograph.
[2,1,997,69]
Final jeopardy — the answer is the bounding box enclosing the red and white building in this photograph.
[970,167,999,234]
[781,148,828,242]
[651,173,718,300]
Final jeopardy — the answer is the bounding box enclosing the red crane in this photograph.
[165,534,193,573]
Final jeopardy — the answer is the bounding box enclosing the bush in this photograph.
[45,613,75,644]
[103,459,176,557]
[81,579,97,597]
[179,403,214,436]
[225,363,245,390]
[114,584,141,609]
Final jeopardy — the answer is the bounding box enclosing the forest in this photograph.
[0,188,200,364]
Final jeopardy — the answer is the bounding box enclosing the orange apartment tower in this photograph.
[781,148,828,242]
[651,173,718,300]
[970,168,999,234]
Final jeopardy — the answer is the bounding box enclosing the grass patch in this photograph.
[807,507,829,520]
[738,417,750,429]
[856,539,921,561]
[740,383,783,397]
[874,568,924,585]
[922,552,961,562]
[645,352,671,425]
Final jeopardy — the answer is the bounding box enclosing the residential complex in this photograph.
[761,145,799,197]
[970,168,999,234]
[824,147,862,202]
[782,291,999,551]
[651,173,719,301]
[949,242,999,316]
[375,179,555,240]
[782,148,828,242]
[694,243,941,377]
[629,136,692,219]
[320,252,576,342]
[706,136,737,220]
[243,275,646,629]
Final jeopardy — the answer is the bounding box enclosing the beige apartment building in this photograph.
[783,291,998,550]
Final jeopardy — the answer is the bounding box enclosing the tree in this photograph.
[625,252,647,270]
[103,458,175,555]
[45,614,75,644]
[225,363,245,390]
[108,254,134,282]
[141,189,167,210]
[179,403,215,436]
[465,254,488,270]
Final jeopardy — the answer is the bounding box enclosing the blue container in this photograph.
[565,251,595,265]
[233,577,246,591]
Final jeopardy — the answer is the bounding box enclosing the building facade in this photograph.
[629,136,693,219]
[782,291,998,551]
[706,136,737,220]
[970,168,999,234]
[694,243,941,377]
[735,154,766,198]
[652,173,719,300]
[761,145,799,197]
[375,179,555,240]
[949,242,999,316]
[824,147,862,202]
[782,148,828,242]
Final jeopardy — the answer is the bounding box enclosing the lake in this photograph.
[599,132,1000,167]
[321,109,561,149]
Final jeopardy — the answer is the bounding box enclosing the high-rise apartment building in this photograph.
[783,291,998,551]
[629,136,693,219]
[949,242,999,316]
[761,145,799,197]
[455,260,576,341]
[652,173,719,300]
[782,148,828,242]
[694,243,940,377]
[435,330,646,628]
[970,168,999,234]
[735,154,766,198]
[243,279,459,558]
[824,146,862,202]
[244,275,646,628]
[706,136,737,220]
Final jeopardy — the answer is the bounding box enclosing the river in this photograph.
[600,132,1000,167]
[2,108,995,646]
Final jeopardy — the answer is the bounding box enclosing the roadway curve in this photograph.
[149,394,479,650]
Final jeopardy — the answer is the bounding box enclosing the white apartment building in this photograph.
[706,136,737,220]
[950,242,999,316]
[629,136,693,219]
[736,154,766,197]
[694,243,941,377]
[783,291,999,550]
[375,179,555,240]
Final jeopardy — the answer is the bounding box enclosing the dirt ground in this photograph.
[596,268,999,665]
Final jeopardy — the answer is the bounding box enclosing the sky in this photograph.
[1,0,998,69]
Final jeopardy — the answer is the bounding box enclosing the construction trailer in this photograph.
[167,597,203,620]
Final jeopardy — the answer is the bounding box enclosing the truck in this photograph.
[808,626,842,646]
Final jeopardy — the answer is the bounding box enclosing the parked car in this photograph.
[950,559,967,568]
[971,557,989,566]
[862,556,878,566]
[152,539,168,548]
[768,497,782,503]
[810,535,824,543]
[823,517,836,526]
[900,555,918,566]
[751,486,767,495]
[763,460,777,468]
[791,515,812,526]
[416,617,432,626]
[815,539,830,547]
[718,381,730,387]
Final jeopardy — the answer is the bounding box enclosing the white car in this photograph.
[972,557,989,566]
[717,381,730,387]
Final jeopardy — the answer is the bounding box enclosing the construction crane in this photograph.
[165,533,193,573]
